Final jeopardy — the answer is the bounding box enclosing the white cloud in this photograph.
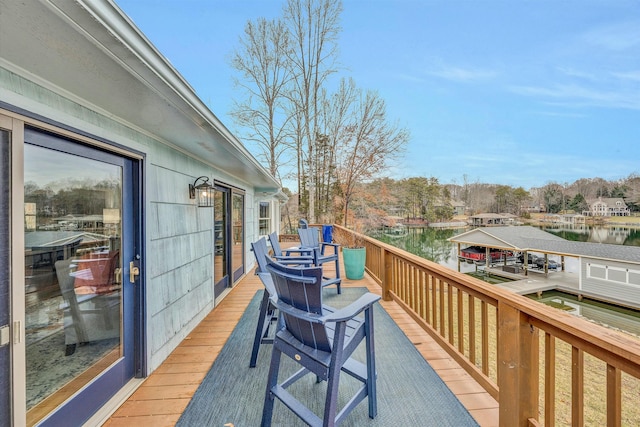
[509,83,640,110]
[612,70,640,81]
[396,73,426,83]
[582,20,640,51]
[427,65,497,83]
[557,67,599,81]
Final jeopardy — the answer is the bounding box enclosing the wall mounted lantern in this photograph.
[189,176,214,207]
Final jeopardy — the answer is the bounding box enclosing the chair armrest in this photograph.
[320,241,340,254]
[273,255,314,266]
[284,246,314,256]
[324,293,381,323]
[320,242,340,248]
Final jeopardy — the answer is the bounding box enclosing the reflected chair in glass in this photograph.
[55,257,120,356]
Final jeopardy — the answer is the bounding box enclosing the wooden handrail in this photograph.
[331,224,640,426]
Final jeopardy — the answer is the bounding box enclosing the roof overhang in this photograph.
[448,228,518,251]
[0,0,280,193]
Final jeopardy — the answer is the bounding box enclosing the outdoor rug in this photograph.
[177,287,479,426]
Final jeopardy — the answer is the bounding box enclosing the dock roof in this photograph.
[449,226,640,264]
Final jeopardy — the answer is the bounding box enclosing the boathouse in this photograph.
[449,226,640,309]
[0,1,283,425]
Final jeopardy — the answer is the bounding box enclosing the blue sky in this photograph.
[115,0,640,189]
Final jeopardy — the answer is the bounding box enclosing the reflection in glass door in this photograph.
[23,129,138,426]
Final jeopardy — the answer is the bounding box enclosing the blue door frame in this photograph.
[24,127,145,426]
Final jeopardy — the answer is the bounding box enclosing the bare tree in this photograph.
[283,0,342,222]
[336,89,409,226]
[230,18,293,179]
[316,78,357,221]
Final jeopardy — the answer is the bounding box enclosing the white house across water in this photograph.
[0,1,283,425]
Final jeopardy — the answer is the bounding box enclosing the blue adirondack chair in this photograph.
[298,227,342,293]
[261,259,380,427]
[249,237,280,368]
[250,236,318,367]
[268,232,314,265]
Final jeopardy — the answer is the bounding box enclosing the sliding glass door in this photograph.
[213,184,244,300]
[22,127,140,426]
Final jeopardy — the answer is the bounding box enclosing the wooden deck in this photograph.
[103,250,499,427]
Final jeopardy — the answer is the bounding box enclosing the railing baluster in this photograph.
[606,363,621,427]
[448,282,454,344]
[572,346,584,427]
[458,288,464,353]
[545,333,556,427]
[482,301,489,375]
[412,264,417,312]
[431,275,437,329]
[422,271,431,323]
[469,295,476,363]
[439,279,445,336]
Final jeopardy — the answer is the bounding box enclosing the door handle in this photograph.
[129,260,140,283]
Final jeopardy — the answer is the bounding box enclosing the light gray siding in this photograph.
[0,67,264,372]
[581,257,640,309]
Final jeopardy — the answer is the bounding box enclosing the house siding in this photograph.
[580,257,640,309]
[0,67,263,373]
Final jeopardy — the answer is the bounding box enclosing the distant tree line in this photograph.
[279,173,639,230]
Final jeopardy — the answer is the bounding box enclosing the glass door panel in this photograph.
[213,188,228,298]
[231,192,244,282]
[22,129,137,426]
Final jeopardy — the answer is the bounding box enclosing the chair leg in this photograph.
[323,322,347,426]
[365,308,378,419]
[261,345,282,427]
[250,290,271,368]
[323,359,342,427]
[334,257,341,294]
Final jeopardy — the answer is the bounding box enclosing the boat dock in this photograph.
[485,267,579,296]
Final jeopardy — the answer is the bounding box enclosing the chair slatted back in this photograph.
[298,227,320,249]
[250,237,277,299]
[267,232,285,257]
[250,237,270,274]
[266,260,331,352]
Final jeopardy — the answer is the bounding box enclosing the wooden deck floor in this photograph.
[103,252,499,427]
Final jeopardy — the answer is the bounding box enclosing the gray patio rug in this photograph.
[177,287,479,426]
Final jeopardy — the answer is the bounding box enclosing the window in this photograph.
[259,202,270,236]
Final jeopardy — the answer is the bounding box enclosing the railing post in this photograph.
[381,247,392,301]
[498,301,539,427]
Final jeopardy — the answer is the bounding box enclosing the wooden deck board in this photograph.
[103,245,498,426]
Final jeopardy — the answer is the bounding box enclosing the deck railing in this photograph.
[330,224,640,427]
